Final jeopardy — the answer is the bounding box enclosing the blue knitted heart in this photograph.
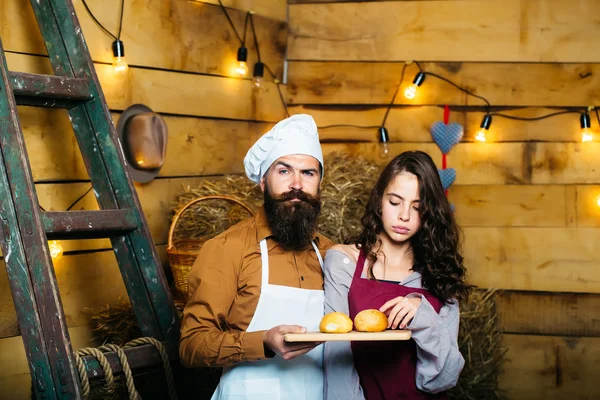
[438,168,456,190]
[430,122,464,154]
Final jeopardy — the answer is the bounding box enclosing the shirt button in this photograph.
[343,258,350,264]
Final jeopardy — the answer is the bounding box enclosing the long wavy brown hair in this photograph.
[347,151,473,303]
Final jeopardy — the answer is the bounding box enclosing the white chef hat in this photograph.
[243,114,324,184]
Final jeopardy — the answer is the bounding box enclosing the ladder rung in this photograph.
[43,210,138,239]
[82,344,177,379]
[9,72,93,108]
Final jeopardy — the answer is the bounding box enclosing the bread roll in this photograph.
[319,312,353,333]
[354,309,388,332]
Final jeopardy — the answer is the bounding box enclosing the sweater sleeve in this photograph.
[406,295,465,393]
[323,249,365,400]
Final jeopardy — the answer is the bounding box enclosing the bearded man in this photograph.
[179,114,334,400]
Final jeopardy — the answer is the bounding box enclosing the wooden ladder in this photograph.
[0,1,180,398]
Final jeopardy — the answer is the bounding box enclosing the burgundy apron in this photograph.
[348,250,448,400]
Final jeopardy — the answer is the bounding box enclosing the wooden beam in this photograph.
[449,185,569,227]
[288,0,600,62]
[576,185,600,228]
[464,227,600,293]
[499,334,600,400]
[9,72,93,108]
[195,0,287,21]
[323,142,600,185]
[3,0,287,77]
[82,344,177,379]
[42,210,138,239]
[497,291,600,337]
[322,142,528,185]
[33,176,211,251]
[531,142,600,184]
[286,61,600,107]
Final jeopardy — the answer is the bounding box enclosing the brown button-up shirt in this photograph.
[179,207,334,368]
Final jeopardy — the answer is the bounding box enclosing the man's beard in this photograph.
[263,184,322,250]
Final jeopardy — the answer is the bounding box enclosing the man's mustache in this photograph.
[271,189,316,203]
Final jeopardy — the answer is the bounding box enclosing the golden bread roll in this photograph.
[319,312,353,333]
[354,309,388,332]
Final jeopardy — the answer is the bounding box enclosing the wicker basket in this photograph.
[167,195,255,299]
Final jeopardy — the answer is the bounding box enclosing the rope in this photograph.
[75,347,116,399]
[73,337,177,400]
[74,352,91,399]
[124,337,178,400]
[99,344,141,400]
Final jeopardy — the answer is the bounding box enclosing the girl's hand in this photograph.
[379,296,422,329]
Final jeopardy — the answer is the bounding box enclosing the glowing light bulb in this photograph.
[235,61,248,76]
[475,128,487,142]
[597,196,600,208]
[112,39,127,75]
[378,126,390,157]
[49,241,63,260]
[476,114,492,143]
[404,84,417,99]
[580,112,593,142]
[581,128,593,142]
[113,56,128,74]
[235,46,249,77]
[404,72,425,100]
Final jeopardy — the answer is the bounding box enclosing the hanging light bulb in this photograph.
[112,39,128,75]
[404,72,425,100]
[475,114,492,142]
[580,112,593,142]
[49,240,63,260]
[253,62,264,88]
[235,46,249,76]
[379,126,390,156]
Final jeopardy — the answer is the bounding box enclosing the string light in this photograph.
[216,5,598,145]
[112,39,128,75]
[476,114,492,142]
[249,13,264,88]
[81,0,126,75]
[404,72,425,99]
[49,241,63,260]
[253,61,264,88]
[378,126,390,155]
[580,112,593,142]
[235,46,249,76]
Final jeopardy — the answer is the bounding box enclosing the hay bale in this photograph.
[449,288,507,400]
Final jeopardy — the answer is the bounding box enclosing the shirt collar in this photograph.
[255,206,321,246]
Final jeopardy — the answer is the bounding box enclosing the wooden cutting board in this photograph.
[284,330,411,342]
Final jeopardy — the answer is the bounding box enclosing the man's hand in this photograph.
[263,325,321,360]
[379,296,422,329]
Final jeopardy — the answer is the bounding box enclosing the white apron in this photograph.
[210,239,325,400]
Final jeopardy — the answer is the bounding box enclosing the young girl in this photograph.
[323,151,472,400]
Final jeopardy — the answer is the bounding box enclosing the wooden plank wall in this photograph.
[287,1,600,399]
[0,0,287,397]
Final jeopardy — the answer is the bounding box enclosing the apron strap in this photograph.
[259,239,324,291]
[310,240,324,269]
[259,239,270,289]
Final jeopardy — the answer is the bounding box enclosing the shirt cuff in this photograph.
[243,330,268,361]
[406,293,437,331]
